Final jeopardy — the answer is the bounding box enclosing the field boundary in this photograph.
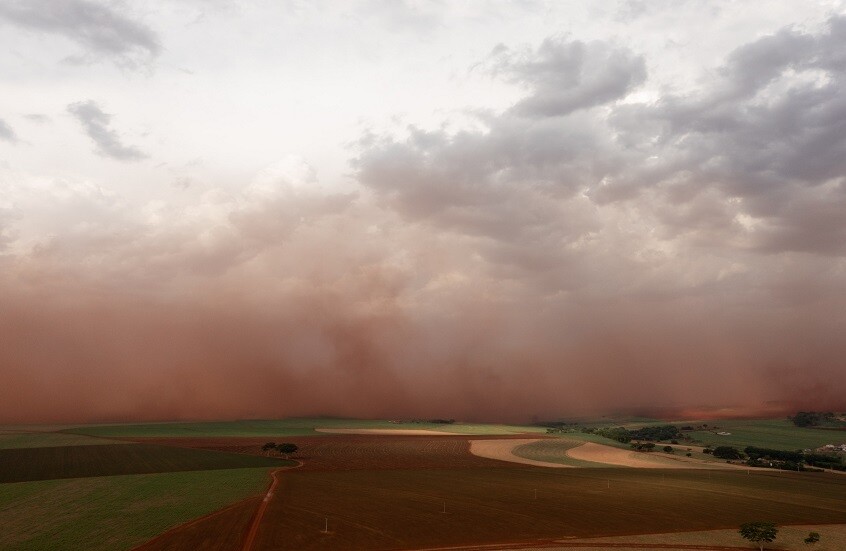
[241,460,303,551]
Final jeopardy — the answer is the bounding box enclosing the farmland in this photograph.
[681,418,846,451]
[0,467,271,551]
[3,418,846,550]
[253,466,846,550]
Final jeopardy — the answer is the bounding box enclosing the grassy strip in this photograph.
[0,467,271,551]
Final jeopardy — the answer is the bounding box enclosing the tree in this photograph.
[713,446,743,460]
[277,443,298,458]
[261,442,277,455]
[663,445,674,453]
[739,522,778,551]
[804,532,820,544]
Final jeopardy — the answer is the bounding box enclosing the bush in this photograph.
[663,445,674,453]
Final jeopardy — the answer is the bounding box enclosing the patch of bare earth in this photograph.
[469,439,572,468]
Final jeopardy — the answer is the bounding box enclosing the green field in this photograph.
[682,418,845,451]
[548,417,846,452]
[0,468,271,551]
[0,443,291,483]
[62,418,543,438]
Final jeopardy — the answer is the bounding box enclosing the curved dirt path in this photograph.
[469,439,572,468]
[242,461,302,551]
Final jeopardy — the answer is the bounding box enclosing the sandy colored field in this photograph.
[314,428,458,435]
[470,439,572,468]
[566,443,738,469]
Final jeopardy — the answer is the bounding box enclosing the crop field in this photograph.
[251,466,846,550]
[0,443,290,483]
[7,419,846,550]
[683,418,845,450]
[0,467,271,551]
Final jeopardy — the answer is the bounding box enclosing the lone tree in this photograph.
[739,522,778,551]
[261,442,277,455]
[277,443,298,458]
[804,531,820,545]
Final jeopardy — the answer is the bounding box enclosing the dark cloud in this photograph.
[0,0,160,68]
[0,118,17,142]
[603,15,846,254]
[67,100,147,161]
[490,37,647,118]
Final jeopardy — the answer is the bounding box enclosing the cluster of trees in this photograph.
[261,442,299,458]
[711,446,743,460]
[738,522,820,549]
[703,445,845,471]
[791,411,837,427]
[561,424,683,444]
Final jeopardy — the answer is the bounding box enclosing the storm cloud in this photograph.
[1,4,844,424]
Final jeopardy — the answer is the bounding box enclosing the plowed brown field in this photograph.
[133,435,846,551]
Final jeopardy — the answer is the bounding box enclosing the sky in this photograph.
[1,0,845,424]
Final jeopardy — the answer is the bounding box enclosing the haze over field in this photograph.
[1,1,845,423]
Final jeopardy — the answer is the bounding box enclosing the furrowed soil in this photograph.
[137,434,846,551]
